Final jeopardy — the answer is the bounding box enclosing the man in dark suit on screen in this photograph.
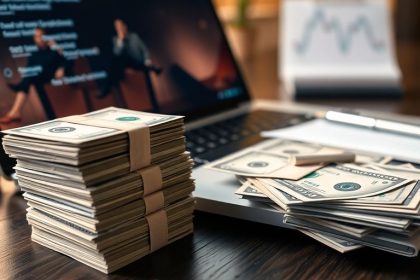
[99,19,161,111]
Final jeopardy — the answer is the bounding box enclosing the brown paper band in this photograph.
[59,115,151,171]
[139,165,163,196]
[144,191,165,215]
[146,210,168,252]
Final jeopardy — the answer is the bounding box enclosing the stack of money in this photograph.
[2,107,195,273]
[207,139,420,256]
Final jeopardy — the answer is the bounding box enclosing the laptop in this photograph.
[0,0,312,226]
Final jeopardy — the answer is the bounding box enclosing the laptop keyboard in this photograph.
[186,110,312,167]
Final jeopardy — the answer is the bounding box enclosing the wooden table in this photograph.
[1,42,420,280]
[2,176,420,280]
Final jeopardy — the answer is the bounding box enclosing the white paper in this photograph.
[280,0,401,95]
[262,119,420,164]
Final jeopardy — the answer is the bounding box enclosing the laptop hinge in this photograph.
[185,101,252,131]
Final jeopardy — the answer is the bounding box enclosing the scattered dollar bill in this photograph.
[250,178,299,211]
[260,164,411,203]
[206,145,324,180]
[335,164,420,205]
[212,138,420,257]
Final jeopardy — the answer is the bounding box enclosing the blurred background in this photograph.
[213,0,420,114]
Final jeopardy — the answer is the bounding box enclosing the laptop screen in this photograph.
[0,0,251,176]
[0,0,250,124]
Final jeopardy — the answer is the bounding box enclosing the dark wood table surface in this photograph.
[1,40,420,279]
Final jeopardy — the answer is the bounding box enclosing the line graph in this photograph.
[294,9,385,55]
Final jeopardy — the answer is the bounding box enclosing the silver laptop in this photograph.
[0,0,315,225]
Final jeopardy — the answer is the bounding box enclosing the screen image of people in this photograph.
[100,18,162,112]
[0,0,245,132]
[1,27,66,124]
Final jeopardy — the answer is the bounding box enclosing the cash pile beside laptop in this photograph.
[2,107,195,273]
[206,139,420,256]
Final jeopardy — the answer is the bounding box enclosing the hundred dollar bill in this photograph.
[260,164,411,203]
[336,164,420,205]
[319,181,420,216]
[205,149,323,180]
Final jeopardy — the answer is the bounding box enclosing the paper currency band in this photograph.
[146,209,168,252]
[138,165,163,196]
[144,191,165,215]
[59,115,151,171]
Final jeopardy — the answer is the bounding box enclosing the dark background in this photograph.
[0,0,245,125]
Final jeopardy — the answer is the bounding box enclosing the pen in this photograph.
[324,111,420,138]
[290,152,356,166]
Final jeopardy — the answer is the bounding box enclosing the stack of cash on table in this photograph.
[206,139,420,256]
[2,107,195,273]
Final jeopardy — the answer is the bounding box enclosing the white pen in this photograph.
[324,111,420,138]
[290,152,356,166]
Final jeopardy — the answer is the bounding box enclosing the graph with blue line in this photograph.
[294,9,385,55]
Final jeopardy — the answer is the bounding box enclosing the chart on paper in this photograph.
[282,0,395,65]
[294,9,385,55]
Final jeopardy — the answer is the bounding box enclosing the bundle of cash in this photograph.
[3,107,186,184]
[2,107,195,273]
[207,139,420,256]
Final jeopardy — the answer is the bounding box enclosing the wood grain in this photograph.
[2,181,420,280]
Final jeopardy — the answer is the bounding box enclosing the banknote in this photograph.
[3,107,182,144]
[337,164,420,205]
[371,163,420,179]
[249,178,300,211]
[206,149,323,180]
[261,140,323,156]
[396,163,418,170]
[84,107,182,126]
[322,181,420,216]
[235,180,267,198]
[354,154,392,165]
[3,120,120,144]
[300,229,363,253]
[287,206,411,230]
[261,139,390,164]
[284,214,420,257]
[344,181,417,205]
[292,215,374,238]
[260,164,411,203]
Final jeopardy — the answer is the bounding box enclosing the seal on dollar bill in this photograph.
[334,182,362,192]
